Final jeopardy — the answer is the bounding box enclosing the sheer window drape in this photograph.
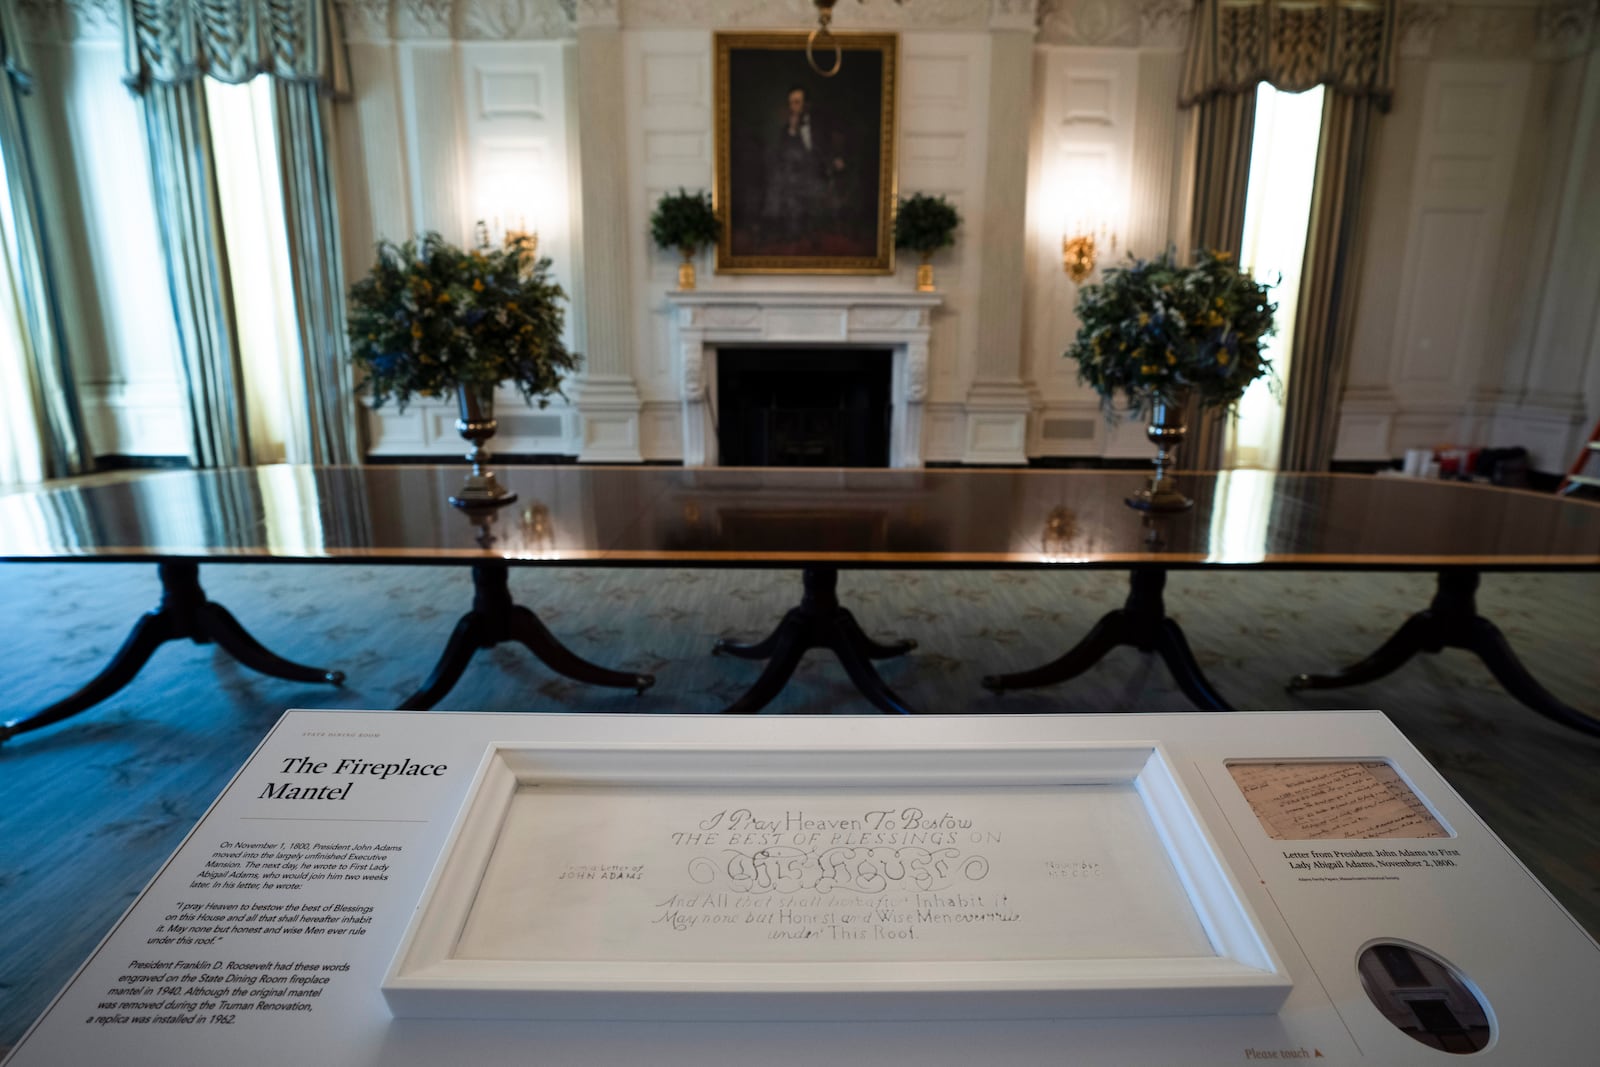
[1177,0,1397,472]
[0,10,90,483]
[123,0,356,467]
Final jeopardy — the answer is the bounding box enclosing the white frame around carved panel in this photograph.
[383,737,1292,1021]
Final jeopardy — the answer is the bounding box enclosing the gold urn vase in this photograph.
[1125,393,1194,512]
[678,248,697,290]
[448,381,517,509]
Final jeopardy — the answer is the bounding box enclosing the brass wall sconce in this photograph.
[476,218,539,257]
[1062,229,1116,285]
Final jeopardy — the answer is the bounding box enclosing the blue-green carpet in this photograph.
[1,562,1597,1046]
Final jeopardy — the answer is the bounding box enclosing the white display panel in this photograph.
[8,710,1600,1067]
[383,743,1291,1019]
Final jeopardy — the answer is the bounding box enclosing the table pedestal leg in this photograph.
[714,567,918,715]
[398,562,654,711]
[1,561,344,744]
[981,568,1233,712]
[1289,569,1600,737]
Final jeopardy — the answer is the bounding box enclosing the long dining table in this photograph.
[2,464,1598,741]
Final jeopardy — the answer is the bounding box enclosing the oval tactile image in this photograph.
[1357,941,1492,1054]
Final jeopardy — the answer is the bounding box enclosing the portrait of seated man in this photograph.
[721,37,893,268]
[761,86,848,250]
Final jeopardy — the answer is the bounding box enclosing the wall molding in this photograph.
[1536,0,1600,58]
[336,0,577,42]
[16,1,1592,55]
[1035,0,1189,49]
[618,0,990,31]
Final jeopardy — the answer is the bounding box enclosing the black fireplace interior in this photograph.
[717,348,891,467]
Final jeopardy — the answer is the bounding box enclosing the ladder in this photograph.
[1557,416,1600,496]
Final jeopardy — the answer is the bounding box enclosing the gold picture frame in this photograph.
[713,31,898,275]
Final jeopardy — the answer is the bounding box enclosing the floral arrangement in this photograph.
[347,230,579,411]
[649,189,721,256]
[893,193,961,256]
[1067,249,1275,417]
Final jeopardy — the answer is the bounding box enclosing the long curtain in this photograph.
[0,11,90,481]
[1183,91,1258,471]
[144,80,252,468]
[1280,93,1379,471]
[1178,0,1397,472]
[275,80,359,465]
[123,0,351,468]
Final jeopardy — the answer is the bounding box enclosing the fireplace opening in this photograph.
[717,348,892,467]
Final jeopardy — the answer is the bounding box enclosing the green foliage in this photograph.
[893,193,961,255]
[346,230,580,411]
[649,189,721,254]
[1067,249,1276,417]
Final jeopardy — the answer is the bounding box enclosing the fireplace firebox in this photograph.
[716,348,891,468]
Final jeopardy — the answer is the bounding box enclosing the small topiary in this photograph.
[649,189,721,257]
[893,193,961,257]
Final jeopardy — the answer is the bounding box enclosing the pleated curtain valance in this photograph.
[1181,0,1399,109]
[122,0,348,93]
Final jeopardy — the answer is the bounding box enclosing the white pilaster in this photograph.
[570,1,644,461]
[965,8,1040,465]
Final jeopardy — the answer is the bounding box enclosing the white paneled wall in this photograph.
[624,29,711,425]
[1025,46,1160,460]
[900,33,990,460]
[1389,65,1527,434]
[360,39,580,457]
[21,0,1598,472]
[1335,56,1592,470]
[623,28,993,463]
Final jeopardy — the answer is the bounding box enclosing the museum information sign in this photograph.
[5,711,1598,1066]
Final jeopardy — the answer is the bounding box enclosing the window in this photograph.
[204,76,306,465]
[1225,83,1325,470]
[0,137,44,484]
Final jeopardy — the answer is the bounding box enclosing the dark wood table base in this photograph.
[0,561,343,745]
[1290,569,1600,738]
[714,567,918,715]
[981,568,1234,712]
[397,562,654,711]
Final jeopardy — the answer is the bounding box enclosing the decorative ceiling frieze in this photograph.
[991,0,1041,32]
[1448,5,1538,56]
[1398,1,1450,58]
[1037,0,1139,45]
[577,0,621,29]
[10,1,1590,61]
[1535,0,1599,57]
[461,0,574,38]
[1036,0,1190,47]
[335,0,395,41]
[66,0,119,38]
[1139,0,1194,49]
[616,0,988,30]
[395,0,456,38]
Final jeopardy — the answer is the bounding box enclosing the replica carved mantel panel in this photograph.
[664,290,943,468]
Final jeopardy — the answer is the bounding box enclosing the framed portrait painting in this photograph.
[714,32,898,275]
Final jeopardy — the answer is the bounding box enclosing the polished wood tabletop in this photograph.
[2,465,1599,568]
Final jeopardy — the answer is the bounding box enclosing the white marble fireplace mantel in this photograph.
[663,289,943,468]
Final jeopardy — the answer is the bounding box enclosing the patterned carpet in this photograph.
[1,560,1597,1045]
